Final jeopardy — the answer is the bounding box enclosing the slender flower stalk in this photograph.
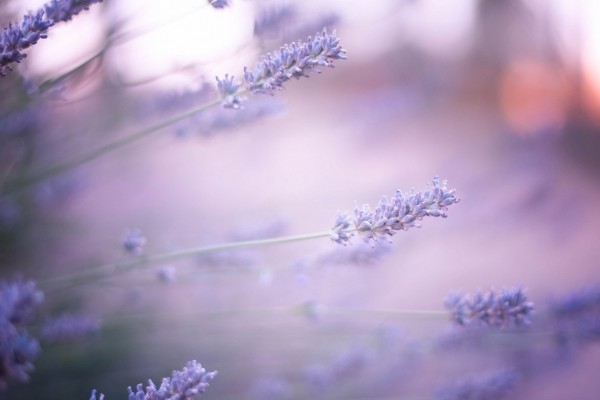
[2,97,222,194]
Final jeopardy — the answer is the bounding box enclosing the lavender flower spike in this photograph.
[44,0,104,23]
[89,389,105,400]
[127,360,217,400]
[444,286,534,328]
[331,177,459,245]
[208,0,230,9]
[244,28,347,94]
[0,11,54,77]
[215,28,346,108]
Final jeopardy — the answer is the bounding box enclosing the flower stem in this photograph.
[2,97,223,194]
[41,229,333,292]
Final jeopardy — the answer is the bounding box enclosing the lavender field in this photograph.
[1,1,600,399]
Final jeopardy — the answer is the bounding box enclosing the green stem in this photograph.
[2,97,223,194]
[41,229,333,292]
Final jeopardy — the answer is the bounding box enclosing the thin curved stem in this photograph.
[41,229,334,292]
[2,96,223,194]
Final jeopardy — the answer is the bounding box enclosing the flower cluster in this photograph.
[331,177,460,245]
[44,0,103,23]
[444,287,534,328]
[125,360,217,400]
[208,0,230,9]
[0,11,54,77]
[0,0,102,77]
[123,229,147,255]
[41,313,100,343]
[436,369,518,400]
[0,279,44,387]
[216,28,347,107]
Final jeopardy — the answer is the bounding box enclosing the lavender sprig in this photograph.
[0,0,103,77]
[331,177,460,245]
[126,360,217,400]
[44,0,103,23]
[216,28,346,107]
[444,286,534,328]
[0,11,54,77]
[0,279,44,387]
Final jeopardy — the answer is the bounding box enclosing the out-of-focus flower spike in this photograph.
[444,286,534,328]
[208,0,230,9]
[89,389,105,400]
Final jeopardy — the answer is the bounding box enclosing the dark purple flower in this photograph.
[0,11,53,77]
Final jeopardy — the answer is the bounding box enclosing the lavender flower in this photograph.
[215,28,346,107]
[123,229,146,255]
[126,360,217,400]
[436,369,518,400]
[0,279,44,386]
[216,74,243,109]
[1,0,102,77]
[317,240,392,267]
[208,0,230,9]
[550,285,600,319]
[89,389,105,400]
[331,177,459,245]
[44,0,103,23]
[0,328,41,387]
[0,278,45,327]
[156,266,176,284]
[0,11,53,77]
[253,5,297,37]
[41,313,100,343]
[444,287,534,328]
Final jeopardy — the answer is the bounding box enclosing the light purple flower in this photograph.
[44,0,103,23]
[216,74,243,109]
[208,0,230,9]
[89,389,105,400]
[127,360,217,400]
[123,229,147,255]
[216,28,346,107]
[444,286,534,328]
[0,278,44,327]
[332,177,460,245]
[0,11,53,77]
[436,369,518,400]
[41,313,100,343]
[1,0,103,77]
[0,328,41,387]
